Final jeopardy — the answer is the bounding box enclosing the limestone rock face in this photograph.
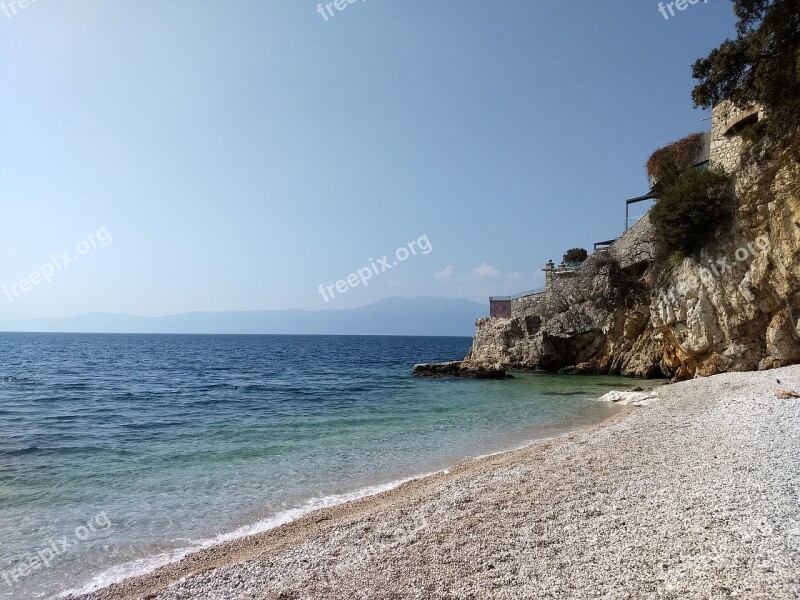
[465,151,800,380]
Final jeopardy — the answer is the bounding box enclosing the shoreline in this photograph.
[66,403,632,599]
[67,401,633,599]
[71,367,800,599]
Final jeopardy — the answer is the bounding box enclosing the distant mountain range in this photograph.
[0,297,487,337]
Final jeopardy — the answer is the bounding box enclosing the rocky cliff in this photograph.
[464,109,800,380]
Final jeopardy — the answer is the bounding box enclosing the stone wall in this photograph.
[711,100,763,174]
[511,291,546,318]
[500,215,659,323]
[607,214,660,269]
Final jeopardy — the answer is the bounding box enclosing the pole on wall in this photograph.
[625,202,629,231]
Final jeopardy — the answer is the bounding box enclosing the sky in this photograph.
[0,0,738,319]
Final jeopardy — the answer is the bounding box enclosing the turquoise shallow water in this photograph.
[0,333,631,599]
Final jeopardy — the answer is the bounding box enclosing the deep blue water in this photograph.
[0,333,626,599]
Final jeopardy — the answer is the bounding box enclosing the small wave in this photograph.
[123,421,185,431]
[43,415,80,422]
[194,382,242,391]
[0,445,39,457]
[61,383,92,390]
[0,375,35,386]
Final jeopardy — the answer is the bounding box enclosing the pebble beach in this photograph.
[73,365,800,600]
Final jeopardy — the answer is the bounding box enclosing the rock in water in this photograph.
[412,361,507,380]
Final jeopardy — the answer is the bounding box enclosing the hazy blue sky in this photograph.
[1,1,737,319]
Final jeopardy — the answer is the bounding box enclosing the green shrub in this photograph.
[650,168,734,255]
[562,248,588,264]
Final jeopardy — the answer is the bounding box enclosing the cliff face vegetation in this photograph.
[466,146,800,379]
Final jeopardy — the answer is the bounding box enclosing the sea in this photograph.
[0,333,631,599]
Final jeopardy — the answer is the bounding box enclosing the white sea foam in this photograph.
[58,476,432,598]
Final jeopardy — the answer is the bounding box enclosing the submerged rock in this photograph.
[558,363,598,375]
[412,361,507,380]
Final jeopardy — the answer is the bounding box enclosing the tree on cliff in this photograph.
[562,248,588,265]
[691,0,800,147]
[650,167,734,255]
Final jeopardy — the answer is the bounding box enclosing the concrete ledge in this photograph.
[722,105,760,136]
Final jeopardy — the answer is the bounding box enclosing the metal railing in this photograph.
[489,288,546,302]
